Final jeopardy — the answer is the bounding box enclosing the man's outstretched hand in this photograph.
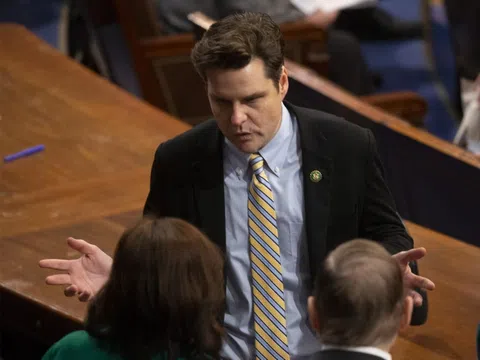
[393,247,435,306]
[39,237,113,302]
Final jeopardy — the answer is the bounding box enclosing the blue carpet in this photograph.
[361,0,459,140]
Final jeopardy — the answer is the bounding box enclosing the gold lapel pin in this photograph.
[310,170,322,183]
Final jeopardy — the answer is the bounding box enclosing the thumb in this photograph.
[67,237,96,255]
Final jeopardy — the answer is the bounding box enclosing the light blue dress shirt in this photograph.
[221,103,322,359]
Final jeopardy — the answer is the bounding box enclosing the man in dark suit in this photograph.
[308,239,414,360]
[40,12,434,360]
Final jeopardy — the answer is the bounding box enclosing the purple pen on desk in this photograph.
[4,144,45,163]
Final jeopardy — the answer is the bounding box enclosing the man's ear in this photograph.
[400,295,414,331]
[279,66,289,99]
[308,296,320,332]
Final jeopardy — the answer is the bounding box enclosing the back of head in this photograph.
[191,12,285,86]
[85,217,224,359]
[313,239,405,347]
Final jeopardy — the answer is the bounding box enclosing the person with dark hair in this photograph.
[42,217,224,360]
[308,239,413,360]
[40,13,434,360]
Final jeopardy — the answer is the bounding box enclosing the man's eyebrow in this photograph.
[210,91,267,102]
[242,92,267,102]
[210,94,229,102]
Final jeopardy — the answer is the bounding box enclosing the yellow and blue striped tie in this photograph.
[248,153,290,360]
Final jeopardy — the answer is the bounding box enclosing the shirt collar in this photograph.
[223,103,294,176]
[321,344,392,360]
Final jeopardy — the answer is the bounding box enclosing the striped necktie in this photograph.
[248,153,290,360]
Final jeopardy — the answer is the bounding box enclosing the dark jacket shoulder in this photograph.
[153,119,219,164]
[290,104,370,143]
[288,103,373,163]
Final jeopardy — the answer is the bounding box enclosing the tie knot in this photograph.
[249,153,264,172]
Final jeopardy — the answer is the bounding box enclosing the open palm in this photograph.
[39,237,112,302]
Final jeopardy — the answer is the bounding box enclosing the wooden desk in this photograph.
[392,222,480,360]
[0,25,479,360]
[0,23,189,345]
[0,24,190,238]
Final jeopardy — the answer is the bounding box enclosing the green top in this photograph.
[41,330,184,360]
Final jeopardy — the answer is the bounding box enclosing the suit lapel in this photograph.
[192,123,226,253]
[288,103,334,279]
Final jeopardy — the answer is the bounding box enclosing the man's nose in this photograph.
[230,103,247,126]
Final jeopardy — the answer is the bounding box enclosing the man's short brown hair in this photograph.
[313,239,405,347]
[191,12,285,88]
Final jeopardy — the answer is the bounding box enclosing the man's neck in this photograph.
[376,343,392,353]
[322,344,392,360]
[322,337,396,360]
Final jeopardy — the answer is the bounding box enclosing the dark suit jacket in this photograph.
[143,102,427,323]
[317,349,387,360]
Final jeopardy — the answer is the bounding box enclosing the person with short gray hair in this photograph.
[308,239,414,360]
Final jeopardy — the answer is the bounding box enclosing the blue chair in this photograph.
[0,0,64,48]
[61,0,142,97]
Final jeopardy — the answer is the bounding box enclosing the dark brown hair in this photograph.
[85,217,224,359]
[191,12,285,88]
[313,239,405,347]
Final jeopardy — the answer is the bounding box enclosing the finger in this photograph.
[45,274,72,286]
[67,237,97,255]
[39,259,72,271]
[64,285,78,297]
[409,290,423,307]
[409,273,436,291]
[78,291,91,302]
[394,247,427,265]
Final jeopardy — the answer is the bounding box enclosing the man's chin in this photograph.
[227,134,263,153]
[235,140,260,154]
